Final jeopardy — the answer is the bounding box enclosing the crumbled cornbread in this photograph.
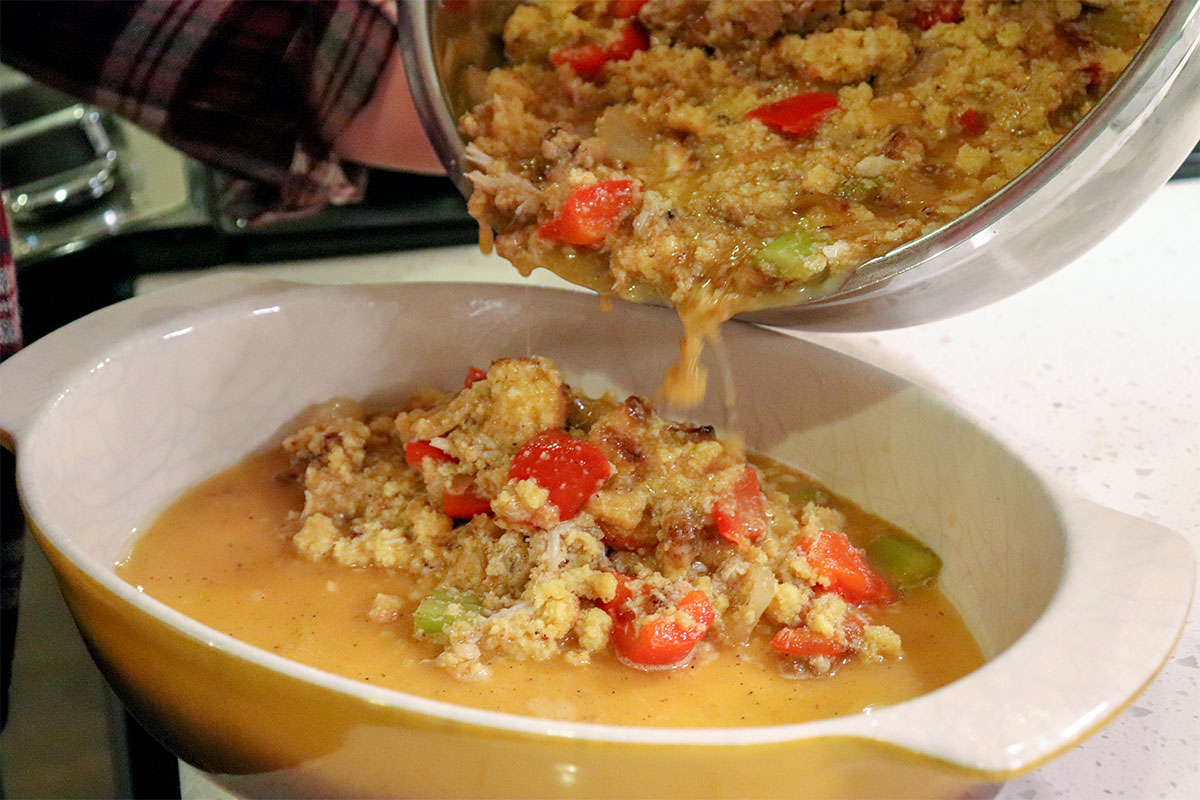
[285,357,920,678]
[460,0,1166,363]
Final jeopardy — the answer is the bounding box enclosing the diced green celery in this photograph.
[834,176,883,204]
[567,394,612,431]
[414,588,483,640]
[784,484,829,508]
[866,532,942,591]
[757,230,824,280]
[1082,7,1138,49]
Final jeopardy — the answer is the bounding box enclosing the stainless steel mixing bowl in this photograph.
[398,1,1200,331]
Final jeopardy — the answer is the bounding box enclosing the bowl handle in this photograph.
[0,272,286,447]
[868,491,1195,774]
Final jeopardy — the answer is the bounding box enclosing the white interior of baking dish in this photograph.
[0,275,1191,774]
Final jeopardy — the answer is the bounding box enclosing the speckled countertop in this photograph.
[804,178,1200,800]
[166,177,1198,800]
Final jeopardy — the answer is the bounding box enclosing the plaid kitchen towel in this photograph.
[0,0,399,223]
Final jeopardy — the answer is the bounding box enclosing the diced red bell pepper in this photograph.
[712,465,769,547]
[606,21,650,61]
[770,613,864,657]
[614,0,648,19]
[508,429,613,520]
[800,529,895,606]
[549,22,649,79]
[956,109,987,136]
[602,576,715,668]
[598,572,636,622]
[407,441,487,517]
[745,91,841,136]
[913,1,964,29]
[405,440,454,468]
[463,366,488,388]
[549,42,610,79]
[441,489,492,519]
[770,626,851,658]
[537,179,638,247]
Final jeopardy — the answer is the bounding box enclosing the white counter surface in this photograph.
[162,177,1199,799]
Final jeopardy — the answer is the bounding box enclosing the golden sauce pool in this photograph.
[118,448,983,728]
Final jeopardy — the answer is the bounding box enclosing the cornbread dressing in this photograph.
[460,0,1166,401]
[120,445,983,726]
[120,357,985,724]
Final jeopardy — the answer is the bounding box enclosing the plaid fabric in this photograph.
[0,207,19,358]
[0,0,399,222]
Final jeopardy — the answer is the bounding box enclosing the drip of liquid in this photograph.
[709,331,741,451]
[657,297,742,447]
[477,219,494,254]
[659,296,731,409]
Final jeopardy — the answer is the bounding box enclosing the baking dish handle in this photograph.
[866,490,1195,775]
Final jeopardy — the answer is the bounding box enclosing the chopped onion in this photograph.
[309,397,364,424]
[723,563,777,643]
[596,107,656,165]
